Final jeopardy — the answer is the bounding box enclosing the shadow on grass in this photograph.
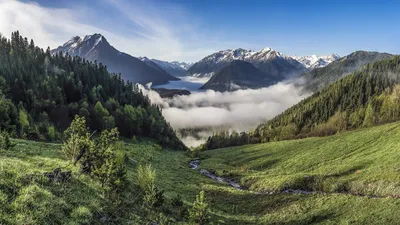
[283,211,335,225]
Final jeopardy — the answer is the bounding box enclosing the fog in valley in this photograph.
[141,80,311,147]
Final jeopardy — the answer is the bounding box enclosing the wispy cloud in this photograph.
[0,0,223,62]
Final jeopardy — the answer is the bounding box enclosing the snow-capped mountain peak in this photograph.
[292,54,340,69]
[188,47,307,79]
[138,57,193,77]
[52,33,109,58]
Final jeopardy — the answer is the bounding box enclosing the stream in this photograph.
[188,160,400,199]
[189,159,243,190]
[189,159,312,194]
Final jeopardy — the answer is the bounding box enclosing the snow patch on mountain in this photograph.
[138,57,193,77]
[292,54,340,69]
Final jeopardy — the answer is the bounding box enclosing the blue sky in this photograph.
[1,0,399,62]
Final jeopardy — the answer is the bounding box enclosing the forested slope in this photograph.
[0,31,185,149]
[202,55,400,149]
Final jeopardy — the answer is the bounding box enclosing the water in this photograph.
[153,76,210,92]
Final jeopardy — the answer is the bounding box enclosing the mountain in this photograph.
[139,57,192,77]
[0,31,185,149]
[187,47,307,80]
[52,34,179,85]
[200,60,277,91]
[292,54,340,69]
[302,51,393,91]
[203,55,400,150]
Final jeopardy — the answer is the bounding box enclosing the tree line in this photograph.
[0,31,186,150]
[201,55,400,150]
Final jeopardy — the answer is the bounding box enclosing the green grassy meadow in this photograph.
[2,122,400,224]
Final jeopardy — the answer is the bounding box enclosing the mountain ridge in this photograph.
[200,60,277,91]
[187,47,307,87]
[52,34,179,85]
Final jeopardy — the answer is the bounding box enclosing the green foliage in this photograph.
[0,31,185,150]
[47,125,57,141]
[0,95,17,133]
[0,132,15,150]
[69,206,93,225]
[62,116,126,195]
[12,184,67,224]
[18,108,29,137]
[61,116,91,162]
[87,128,126,191]
[189,190,210,225]
[172,194,188,220]
[137,164,164,207]
[203,55,400,150]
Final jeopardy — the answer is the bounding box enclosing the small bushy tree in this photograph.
[137,164,164,207]
[189,190,210,225]
[61,116,91,162]
[62,116,126,192]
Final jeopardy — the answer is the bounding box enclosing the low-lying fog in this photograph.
[141,78,311,147]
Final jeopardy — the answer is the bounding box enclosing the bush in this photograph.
[62,116,126,193]
[172,194,188,220]
[0,132,15,150]
[61,116,91,162]
[47,125,57,141]
[137,164,164,207]
[189,190,210,225]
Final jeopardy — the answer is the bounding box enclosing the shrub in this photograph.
[47,125,57,141]
[61,116,91,162]
[137,164,164,207]
[0,132,15,150]
[172,194,188,220]
[189,190,210,225]
[132,135,137,143]
[62,116,126,193]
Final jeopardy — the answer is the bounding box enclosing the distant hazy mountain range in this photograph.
[51,34,180,85]
[139,57,192,77]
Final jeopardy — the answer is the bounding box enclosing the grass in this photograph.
[2,122,400,224]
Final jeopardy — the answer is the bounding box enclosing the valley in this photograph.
[1,1,399,224]
[2,121,400,224]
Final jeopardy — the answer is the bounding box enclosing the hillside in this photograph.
[52,34,179,85]
[0,31,185,149]
[202,55,400,150]
[3,123,400,224]
[200,60,277,91]
[302,51,393,91]
[201,121,400,198]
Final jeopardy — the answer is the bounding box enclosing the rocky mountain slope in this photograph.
[187,47,307,80]
[52,34,179,85]
[200,60,277,91]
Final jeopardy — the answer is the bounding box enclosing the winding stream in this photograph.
[189,160,400,199]
[189,159,243,190]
